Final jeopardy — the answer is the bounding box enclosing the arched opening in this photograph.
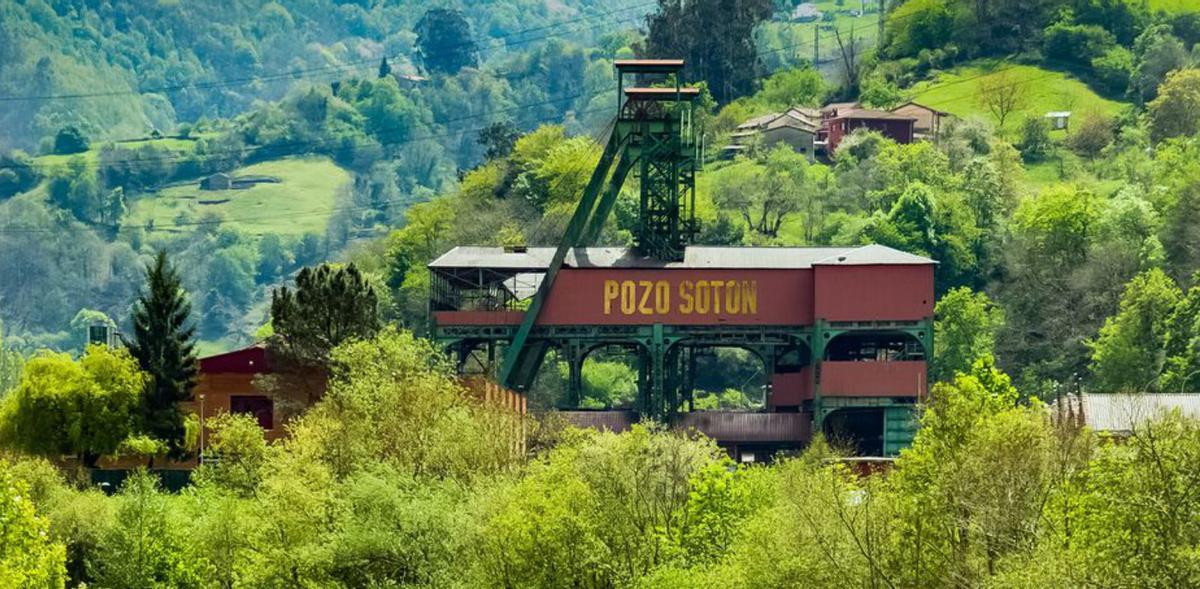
[824,408,885,456]
[681,346,769,412]
[525,344,568,411]
[578,344,640,410]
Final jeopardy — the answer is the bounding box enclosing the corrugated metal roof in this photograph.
[835,109,918,121]
[429,245,936,270]
[1071,393,1200,433]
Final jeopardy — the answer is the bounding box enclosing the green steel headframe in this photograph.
[498,59,702,393]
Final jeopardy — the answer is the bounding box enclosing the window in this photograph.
[230,395,274,429]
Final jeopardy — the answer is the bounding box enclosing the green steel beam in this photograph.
[499,132,627,390]
[581,150,636,245]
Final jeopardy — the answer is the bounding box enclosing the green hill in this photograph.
[127,156,352,237]
[906,62,1128,132]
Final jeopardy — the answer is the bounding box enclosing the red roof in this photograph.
[199,345,271,374]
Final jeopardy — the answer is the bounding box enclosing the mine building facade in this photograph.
[429,244,934,458]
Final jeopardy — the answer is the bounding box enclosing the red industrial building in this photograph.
[430,244,935,458]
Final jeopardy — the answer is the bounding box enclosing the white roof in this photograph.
[1061,393,1200,433]
[429,244,936,270]
[1045,111,1072,117]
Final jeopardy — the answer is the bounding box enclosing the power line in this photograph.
[0,2,655,103]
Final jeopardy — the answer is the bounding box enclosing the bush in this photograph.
[1042,21,1116,68]
[1068,113,1115,158]
[1017,116,1053,162]
[52,126,89,155]
[1091,46,1134,95]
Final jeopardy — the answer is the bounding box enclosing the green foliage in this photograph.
[1089,268,1183,391]
[0,320,23,399]
[192,412,269,497]
[934,287,1004,382]
[0,460,67,589]
[755,67,827,109]
[0,151,40,200]
[1149,68,1200,142]
[269,263,380,366]
[1043,21,1117,67]
[711,145,813,238]
[95,471,199,588]
[1132,24,1191,102]
[0,345,146,465]
[128,251,198,457]
[1017,115,1054,162]
[642,0,773,104]
[414,9,479,75]
[52,127,88,155]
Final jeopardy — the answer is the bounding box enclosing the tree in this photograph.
[1017,115,1053,162]
[95,472,199,588]
[377,56,391,79]
[127,251,199,457]
[977,70,1029,129]
[477,120,521,161]
[0,320,23,399]
[711,145,812,238]
[1132,24,1190,103]
[0,461,67,588]
[934,287,1004,382]
[52,126,89,155]
[414,9,478,75]
[0,346,146,466]
[0,151,41,199]
[269,263,380,365]
[1067,112,1114,158]
[642,0,773,104]
[1089,269,1182,392]
[1148,68,1200,142]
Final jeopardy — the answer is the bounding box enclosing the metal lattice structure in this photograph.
[496,60,702,395]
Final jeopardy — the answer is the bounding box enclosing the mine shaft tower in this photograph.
[497,59,702,400]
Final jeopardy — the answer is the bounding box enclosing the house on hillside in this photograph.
[724,107,820,160]
[821,105,918,153]
[890,101,952,141]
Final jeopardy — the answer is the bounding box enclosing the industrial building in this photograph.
[427,58,935,459]
[430,244,934,458]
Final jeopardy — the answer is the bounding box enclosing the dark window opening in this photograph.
[231,395,274,429]
[825,333,924,362]
[824,408,884,456]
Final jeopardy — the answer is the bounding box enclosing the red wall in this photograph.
[537,268,814,326]
[199,346,270,374]
[770,368,814,407]
[827,118,915,152]
[813,264,933,322]
[820,361,927,397]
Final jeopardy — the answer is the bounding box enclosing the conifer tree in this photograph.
[378,56,391,79]
[127,250,198,456]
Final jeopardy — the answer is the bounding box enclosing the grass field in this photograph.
[31,135,213,168]
[1146,0,1196,13]
[907,62,1127,134]
[128,156,352,237]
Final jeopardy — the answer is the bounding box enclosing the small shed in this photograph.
[200,172,232,191]
[1045,111,1072,131]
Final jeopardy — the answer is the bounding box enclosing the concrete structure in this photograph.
[430,244,936,457]
[724,107,820,160]
[200,172,232,191]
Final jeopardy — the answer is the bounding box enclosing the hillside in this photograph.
[907,62,1128,132]
[127,157,352,238]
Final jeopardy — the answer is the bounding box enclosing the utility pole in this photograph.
[877,0,887,48]
[814,24,820,65]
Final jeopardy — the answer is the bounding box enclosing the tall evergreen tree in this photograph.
[414,9,478,75]
[126,251,198,456]
[269,263,380,366]
[378,56,391,79]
